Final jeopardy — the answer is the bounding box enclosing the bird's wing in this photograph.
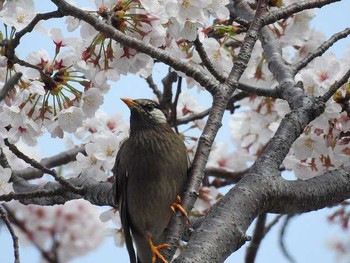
[114,141,137,263]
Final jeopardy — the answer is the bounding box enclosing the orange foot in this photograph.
[171,195,189,224]
[147,236,170,263]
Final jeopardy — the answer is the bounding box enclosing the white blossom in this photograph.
[0,0,36,30]
[82,88,104,117]
[57,107,84,133]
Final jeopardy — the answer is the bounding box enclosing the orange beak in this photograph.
[121,98,137,108]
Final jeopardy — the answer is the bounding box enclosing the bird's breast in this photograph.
[122,129,188,238]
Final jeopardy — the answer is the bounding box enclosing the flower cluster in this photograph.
[70,110,128,180]
[7,200,105,262]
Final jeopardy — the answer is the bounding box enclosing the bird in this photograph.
[113,98,189,263]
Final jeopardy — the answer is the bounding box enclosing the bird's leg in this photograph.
[147,236,170,263]
[170,195,189,224]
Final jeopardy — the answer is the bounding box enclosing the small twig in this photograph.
[145,75,162,101]
[171,76,182,133]
[245,213,267,263]
[4,140,85,195]
[206,167,247,183]
[194,37,226,83]
[279,215,297,263]
[292,28,350,74]
[264,214,284,234]
[176,89,251,125]
[13,145,86,180]
[0,205,20,263]
[6,11,64,59]
[0,73,22,102]
[321,67,350,102]
[263,0,341,27]
[176,108,211,125]
[12,57,42,71]
[160,69,178,115]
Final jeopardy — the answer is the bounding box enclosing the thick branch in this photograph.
[270,167,350,213]
[173,1,269,261]
[175,166,350,263]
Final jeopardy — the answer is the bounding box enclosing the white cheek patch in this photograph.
[150,108,167,124]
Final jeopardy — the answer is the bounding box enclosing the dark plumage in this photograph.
[113,98,188,263]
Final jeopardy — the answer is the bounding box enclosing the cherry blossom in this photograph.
[193,186,221,215]
[201,37,233,76]
[100,209,125,247]
[292,133,329,160]
[82,88,104,117]
[57,107,84,133]
[0,0,36,30]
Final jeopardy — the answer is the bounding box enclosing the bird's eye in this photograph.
[145,103,155,111]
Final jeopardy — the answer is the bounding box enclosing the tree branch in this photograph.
[5,140,85,195]
[176,108,210,125]
[171,76,182,132]
[321,67,350,102]
[6,11,64,60]
[206,167,246,183]
[292,27,350,74]
[279,215,297,263]
[13,145,86,180]
[263,0,341,26]
[264,214,283,235]
[145,75,162,101]
[194,37,226,83]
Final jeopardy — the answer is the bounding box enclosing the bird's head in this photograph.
[121,98,167,132]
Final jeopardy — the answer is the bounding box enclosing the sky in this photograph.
[1,1,350,263]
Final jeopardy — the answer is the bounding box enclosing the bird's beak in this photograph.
[121,98,137,108]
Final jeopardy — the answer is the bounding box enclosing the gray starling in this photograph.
[113,98,188,263]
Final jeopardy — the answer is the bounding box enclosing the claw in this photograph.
[171,196,189,224]
[147,236,170,263]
